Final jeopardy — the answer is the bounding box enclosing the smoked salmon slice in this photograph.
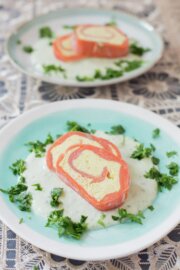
[53,34,85,62]
[73,24,129,58]
[46,131,121,171]
[56,144,130,211]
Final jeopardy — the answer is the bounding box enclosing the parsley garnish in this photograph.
[32,183,43,191]
[115,59,143,72]
[131,144,155,160]
[63,25,76,30]
[151,156,160,165]
[105,19,117,27]
[166,151,177,158]
[23,46,34,53]
[152,128,160,139]
[25,134,54,157]
[33,266,39,270]
[43,64,66,76]
[9,159,26,176]
[145,167,177,191]
[39,26,54,38]
[50,188,63,207]
[76,68,123,82]
[112,208,145,224]
[97,214,106,227]
[19,217,24,224]
[167,162,179,176]
[148,205,154,211]
[66,121,91,133]
[130,42,151,56]
[46,210,88,239]
[15,192,32,212]
[106,125,125,135]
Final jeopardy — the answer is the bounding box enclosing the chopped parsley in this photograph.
[63,25,76,30]
[148,205,154,211]
[105,19,117,27]
[39,26,54,38]
[43,64,66,75]
[23,45,34,53]
[144,167,177,191]
[152,128,160,139]
[66,121,91,133]
[167,162,179,176]
[106,124,125,135]
[151,156,160,165]
[33,267,39,270]
[46,210,88,239]
[50,187,63,207]
[9,159,26,176]
[19,217,24,224]
[166,151,177,158]
[97,214,106,227]
[25,134,54,157]
[130,42,151,56]
[112,208,145,224]
[16,39,21,45]
[32,183,43,191]
[131,144,155,160]
[76,68,123,82]
[0,183,32,212]
[115,59,143,72]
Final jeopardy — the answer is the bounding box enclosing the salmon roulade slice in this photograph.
[56,144,130,211]
[53,34,85,62]
[46,131,121,171]
[74,24,129,58]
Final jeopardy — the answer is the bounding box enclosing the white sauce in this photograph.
[31,36,141,80]
[23,131,157,229]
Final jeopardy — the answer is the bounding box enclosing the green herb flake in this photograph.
[167,162,179,176]
[130,42,151,56]
[105,19,117,27]
[145,167,177,191]
[66,121,91,133]
[131,144,155,160]
[16,192,32,212]
[115,59,143,72]
[16,39,21,45]
[97,214,106,227]
[33,266,39,270]
[63,25,76,30]
[112,208,145,224]
[166,151,177,158]
[32,183,43,191]
[19,217,24,224]
[106,125,125,135]
[46,210,88,239]
[39,26,54,38]
[25,133,54,157]
[43,64,66,75]
[76,68,123,82]
[151,156,160,165]
[148,205,154,211]
[152,128,160,139]
[50,187,63,207]
[9,159,26,176]
[23,45,34,53]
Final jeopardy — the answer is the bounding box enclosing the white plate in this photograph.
[6,8,163,87]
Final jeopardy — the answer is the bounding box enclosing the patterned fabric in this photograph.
[0,0,180,269]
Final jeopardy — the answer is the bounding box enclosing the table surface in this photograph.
[0,0,180,269]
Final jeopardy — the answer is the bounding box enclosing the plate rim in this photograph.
[0,99,179,260]
[5,7,164,87]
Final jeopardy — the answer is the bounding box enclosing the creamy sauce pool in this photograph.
[31,38,140,80]
[23,131,157,229]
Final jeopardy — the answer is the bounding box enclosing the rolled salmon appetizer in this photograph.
[74,24,129,58]
[53,34,85,62]
[56,144,130,211]
[46,131,121,171]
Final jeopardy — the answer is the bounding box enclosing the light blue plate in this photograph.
[6,8,163,87]
[0,99,179,260]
